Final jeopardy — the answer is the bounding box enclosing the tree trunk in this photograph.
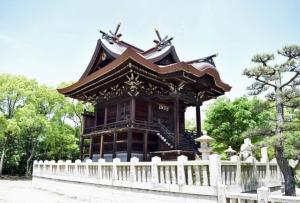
[0,148,5,175]
[25,144,36,177]
[274,76,296,196]
[275,146,296,196]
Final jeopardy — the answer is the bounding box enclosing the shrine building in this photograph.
[58,25,231,162]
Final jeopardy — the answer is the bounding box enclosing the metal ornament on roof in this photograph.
[153,29,173,51]
[194,54,218,67]
[99,23,122,44]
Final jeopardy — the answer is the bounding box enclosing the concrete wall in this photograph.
[33,177,218,203]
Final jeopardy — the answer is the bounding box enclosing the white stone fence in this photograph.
[33,154,282,195]
[224,187,300,203]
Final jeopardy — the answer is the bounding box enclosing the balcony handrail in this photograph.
[83,119,159,134]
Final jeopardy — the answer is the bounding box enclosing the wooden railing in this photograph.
[83,119,160,134]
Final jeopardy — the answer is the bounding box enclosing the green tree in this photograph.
[185,119,196,132]
[204,97,270,154]
[0,74,36,175]
[16,104,48,176]
[243,45,300,196]
[0,74,85,176]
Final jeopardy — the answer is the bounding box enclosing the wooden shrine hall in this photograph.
[58,24,231,161]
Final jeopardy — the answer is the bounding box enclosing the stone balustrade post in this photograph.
[75,159,81,177]
[98,158,105,180]
[50,160,56,177]
[130,157,139,182]
[209,154,221,187]
[151,156,161,184]
[39,160,42,176]
[37,160,41,176]
[236,156,241,186]
[257,187,270,203]
[260,147,268,162]
[57,160,64,177]
[217,184,226,203]
[177,155,187,185]
[113,158,121,181]
[44,160,48,176]
[85,159,92,177]
[265,160,271,182]
[33,160,38,176]
[66,160,71,176]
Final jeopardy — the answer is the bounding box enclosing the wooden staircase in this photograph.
[156,122,199,154]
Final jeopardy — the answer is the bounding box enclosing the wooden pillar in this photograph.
[104,106,108,125]
[196,104,202,137]
[143,131,148,161]
[80,137,84,161]
[94,105,97,127]
[174,97,180,149]
[99,135,104,158]
[116,103,120,121]
[148,102,152,123]
[89,137,93,160]
[130,97,135,120]
[113,132,117,158]
[179,106,186,133]
[127,129,132,161]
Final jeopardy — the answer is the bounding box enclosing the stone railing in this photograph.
[33,155,215,196]
[33,154,282,195]
[225,187,300,203]
[220,156,281,192]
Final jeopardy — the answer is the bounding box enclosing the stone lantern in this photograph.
[195,131,214,160]
[225,146,236,160]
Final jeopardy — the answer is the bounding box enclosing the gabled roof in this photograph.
[80,39,144,79]
[143,45,180,63]
[58,47,231,95]
[80,38,182,79]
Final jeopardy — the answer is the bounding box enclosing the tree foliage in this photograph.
[0,74,85,176]
[203,97,270,154]
[243,45,300,196]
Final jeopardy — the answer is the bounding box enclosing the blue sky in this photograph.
[0,0,299,119]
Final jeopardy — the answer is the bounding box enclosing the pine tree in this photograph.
[243,45,300,196]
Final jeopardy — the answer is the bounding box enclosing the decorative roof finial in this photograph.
[99,23,122,44]
[194,54,218,67]
[153,28,173,51]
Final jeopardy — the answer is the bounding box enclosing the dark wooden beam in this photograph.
[116,103,120,122]
[112,132,117,158]
[127,129,132,161]
[179,105,186,133]
[196,105,202,137]
[100,135,104,158]
[148,102,152,123]
[89,137,93,160]
[174,97,180,149]
[130,97,136,120]
[80,137,84,161]
[104,106,108,125]
[94,106,97,127]
[143,131,148,161]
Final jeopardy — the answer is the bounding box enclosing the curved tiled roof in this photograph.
[58,47,231,95]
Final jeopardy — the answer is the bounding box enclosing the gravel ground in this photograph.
[0,180,85,203]
[0,180,299,202]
